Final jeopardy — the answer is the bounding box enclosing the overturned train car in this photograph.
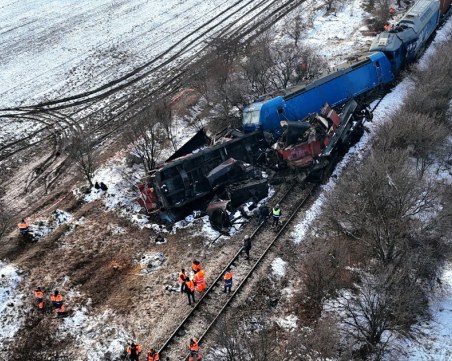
[138,132,269,221]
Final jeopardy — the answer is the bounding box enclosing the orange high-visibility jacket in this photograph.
[127,345,142,354]
[147,352,160,361]
[190,339,199,352]
[193,270,205,292]
[34,290,44,299]
[178,272,187,284]
[185,280,195,292]
[51,294,63,302]
[224,272,232,280]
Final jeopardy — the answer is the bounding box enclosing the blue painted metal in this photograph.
[370,0,441,73]
[242,52,394,137]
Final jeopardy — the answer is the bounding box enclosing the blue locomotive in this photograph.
[370,0,441,73]
[242,0,446,137]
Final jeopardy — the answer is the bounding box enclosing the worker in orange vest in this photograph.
[224,270,233,294]
[192,260,202,274]
[384,23,392,31]
[17,219,30,234]
[146,349,159,361]
[50,290,65,316]
[193,269,206,293]
[189,338,200,361]
[34,287,44,311]
[127,342,142,361]
[185,277,196,305]
[178,268,188,292]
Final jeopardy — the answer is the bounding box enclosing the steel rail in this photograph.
[157,182,316,359]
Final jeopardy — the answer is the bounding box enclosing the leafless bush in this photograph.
[65,129,96,187]
[270,44,327,89]
[212,315,276,361]
[405,43,452,124]
[337,269,427,360]
[325,149,439,265]
[280,316,344,360]
[375,111,448,176]
[296,240,351,321]
[370,0,391,31]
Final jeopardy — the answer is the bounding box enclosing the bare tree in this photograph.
[66,130,96,187]
[154,97,176,151]
[241,34,275,95]
[280,316,343,360]
[325,149,439,265]
[284,15,310,47]
[337,269,427,360]
[124,105,166,173]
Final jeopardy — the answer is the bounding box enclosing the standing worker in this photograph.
[17,219,34,241]
[193,268,206,293]
[243,235,251,260]
[272,204,281,228]
[185,277,196,306]
[34,287,44,311]
[189,338,201,361]
[146,349,159,361]
[127,342,142,361]
[178,268,188,293]
[50,290,65,316]
[224,270,233,293]
[192,260,202,274]
[258,205,270,225]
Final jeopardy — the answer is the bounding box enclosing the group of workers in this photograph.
[33,288,65,316]
[126,338,201,361]
[178,260,206,305]
[24,199,282,359]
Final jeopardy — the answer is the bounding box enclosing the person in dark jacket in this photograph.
[258,205,270,225]
[184,277,196,305]
[243,235,251,260]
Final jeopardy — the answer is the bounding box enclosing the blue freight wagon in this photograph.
[242,51,394,137]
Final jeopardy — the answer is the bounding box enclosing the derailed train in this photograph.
[242,0,451,137]
[138,0,451,224]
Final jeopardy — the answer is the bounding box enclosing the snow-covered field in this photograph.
[0,0,268,107]
[1,0,451,359]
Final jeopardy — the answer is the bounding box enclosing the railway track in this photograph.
[0,0,308,164]
[156,181,317,360]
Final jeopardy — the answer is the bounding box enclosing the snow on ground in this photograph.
[402,265,452,360]
[303,0,375,66]
[275,314,298,331]
[29,208,73,239]
[62,308,131,361]
[0,261,26,346]
[288,14,452,242]
[271,257,287,278]
[0,0,267,108]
